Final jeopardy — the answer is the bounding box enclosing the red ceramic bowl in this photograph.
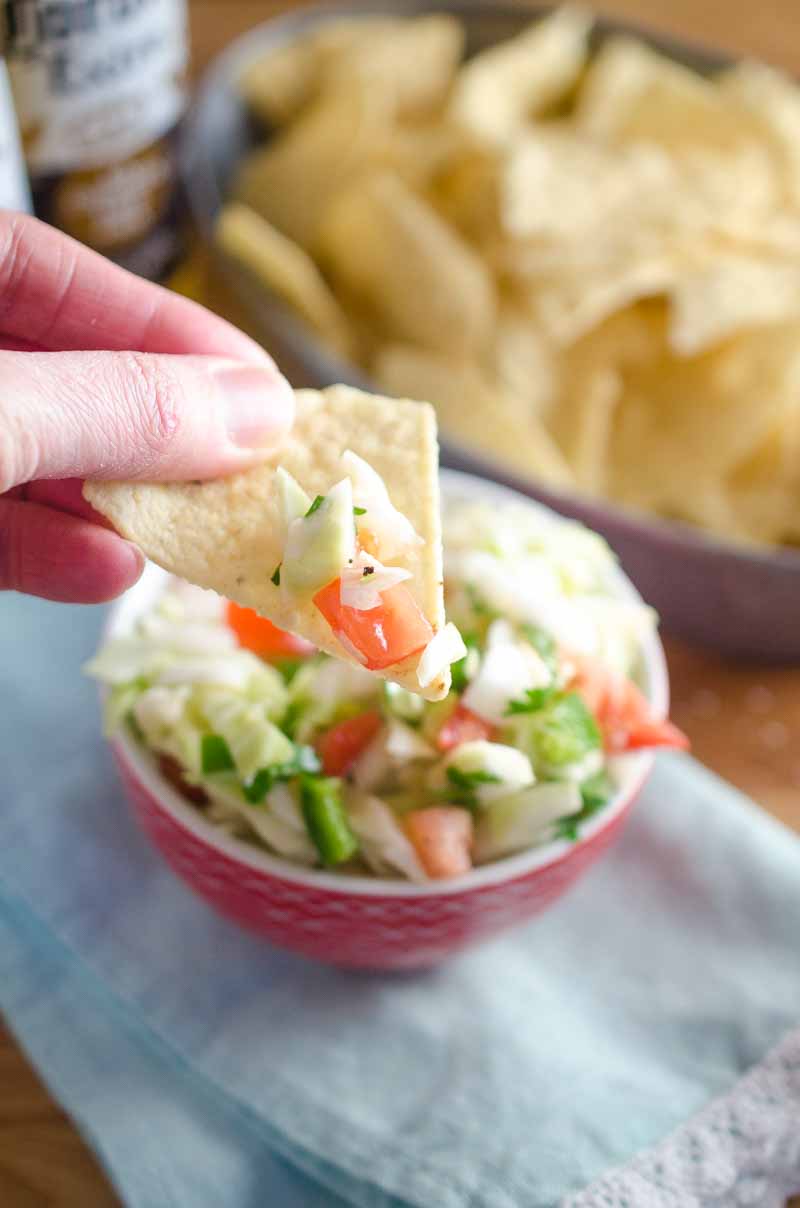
[105,472,669,969]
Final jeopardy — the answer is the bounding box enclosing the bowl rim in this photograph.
[179,0,800,575]
[105,469,667,898]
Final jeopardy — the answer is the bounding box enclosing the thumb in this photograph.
[0,350,294,492]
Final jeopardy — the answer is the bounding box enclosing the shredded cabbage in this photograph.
[198,689,294,783]
[346,792,427,881]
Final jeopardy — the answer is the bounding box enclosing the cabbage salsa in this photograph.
[86,498,687,881]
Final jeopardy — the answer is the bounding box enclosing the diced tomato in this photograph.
[316,711,383,777]
[563,651,608,716]
[436,702,495,753]
[226,601,315,659]
[619,718,691,753]
[566,654,689,755]
[313,579,433,671]
[404,807,474,879]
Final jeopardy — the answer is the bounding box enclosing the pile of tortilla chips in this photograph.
[219,7,800,550]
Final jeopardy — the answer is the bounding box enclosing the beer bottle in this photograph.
[0,54,31,212]
[4,0,189,280]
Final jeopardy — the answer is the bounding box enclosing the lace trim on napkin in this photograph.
[566,1026,800,1208]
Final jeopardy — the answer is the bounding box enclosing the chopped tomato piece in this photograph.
[226,601,315,659]
[404,807,473,879]
[563,651,608,716]
[619,718,691,754]
[316,711,383,777]
[566,654,689,755]
[436,702,495,753]
[313,579,433,671]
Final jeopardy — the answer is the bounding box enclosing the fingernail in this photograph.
[215,364,294,449]
[123,540,146,584]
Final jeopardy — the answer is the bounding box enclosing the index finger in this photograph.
[0,210,269,361]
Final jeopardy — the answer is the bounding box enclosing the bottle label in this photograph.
[5,0,188,173]
[0,59,31,211]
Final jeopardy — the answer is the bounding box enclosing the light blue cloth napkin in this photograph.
[2,590,800,1208]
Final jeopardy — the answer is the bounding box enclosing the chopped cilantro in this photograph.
[519,692,601,770]
[282,699,303,740]
[466,583,495,619]
[273,657,303,684]
[445,765,500,809]
[520,623,559,674]
[450,634,479,694]
[305,495,325,518]
[244,744,322,805]
[270,564,281,586]
[554,770,615,842]
[505,684,556,715]
[201,734,236,775]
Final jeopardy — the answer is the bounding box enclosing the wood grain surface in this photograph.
[3,1,800,1205]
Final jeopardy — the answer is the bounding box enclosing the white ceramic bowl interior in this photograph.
[106,470,669,897]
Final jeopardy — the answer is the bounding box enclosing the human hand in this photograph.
[0,211,294,603]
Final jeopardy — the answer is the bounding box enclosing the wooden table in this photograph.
[3,1,800,1204]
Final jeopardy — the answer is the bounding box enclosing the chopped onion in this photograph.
[417,622,467,689]
[339,550,412,611]
[474,781,582,863]
[385,719,434,761]
[463,635,551,725]
[342,449,423,558]
[444,739,535,804]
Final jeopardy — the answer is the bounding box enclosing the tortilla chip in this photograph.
[550,365,621,497]
[608,323,800,520]
[491,306,558,415]
[668,255,800,355]
[239,39,320,127]
[321,14,464,119]
[374,343,574,490]
[85,387,450,701]
[576,36,751,153]
[215,202,354,358]
[719,60,800,209]
[233,89,389,251]
[500,130,676,241]
[318,172,495,356]
[448,6,591,144]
